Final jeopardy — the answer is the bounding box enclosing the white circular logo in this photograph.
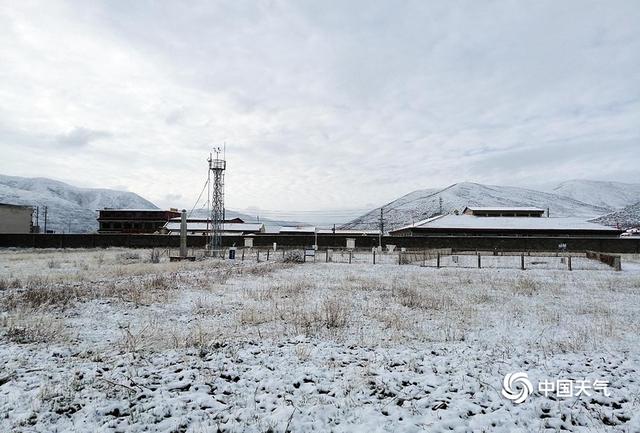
[501,372,533,404]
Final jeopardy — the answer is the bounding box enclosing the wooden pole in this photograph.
[241,248,245,261]
[520,254,525,270]
[437,252,440,268]
[267,249,270,261]
[477,253,481,269]
[568,255,572,271]
[349,251,352,264]
[373,249,376,265]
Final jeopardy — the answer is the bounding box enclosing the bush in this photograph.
[513,277,539,296]
[321,297,348,328]
[283,250,304,263]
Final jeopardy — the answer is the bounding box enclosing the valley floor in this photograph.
[1,249,640,432]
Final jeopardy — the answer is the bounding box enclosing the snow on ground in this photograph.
[1,248,640,432]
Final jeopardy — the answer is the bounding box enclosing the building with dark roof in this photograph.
[97,208,181,233]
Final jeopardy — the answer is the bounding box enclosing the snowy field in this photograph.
[1,248,640,432]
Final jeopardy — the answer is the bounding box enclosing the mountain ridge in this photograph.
[341,180,639,231]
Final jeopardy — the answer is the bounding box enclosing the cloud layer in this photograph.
[0,0,638,218]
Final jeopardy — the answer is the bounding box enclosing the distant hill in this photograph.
[545,180,640,210]
[341,182,622,231]
[1,174,302,233]
[0,175,157,233]
[590,202,640,230]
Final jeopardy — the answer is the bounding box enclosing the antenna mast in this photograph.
[208,148,226,256]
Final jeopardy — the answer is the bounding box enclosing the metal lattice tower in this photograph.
[208,149,226,255]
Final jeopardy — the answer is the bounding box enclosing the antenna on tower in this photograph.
[208,146,226,256]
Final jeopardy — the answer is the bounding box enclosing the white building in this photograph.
[0,203,33,234]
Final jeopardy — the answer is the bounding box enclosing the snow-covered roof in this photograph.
[464,207,545,212]
[279,226,316,233]
[164,222,264,232]
[400,215,620,231]
[316,229,381,235]
[100,208,169,212]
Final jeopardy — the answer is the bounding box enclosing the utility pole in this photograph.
[379,207,384,249]
[43,206,48,233]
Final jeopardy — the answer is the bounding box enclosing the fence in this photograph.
[1,233,639,253]
[585,251,622,271]
[178,247,617,271]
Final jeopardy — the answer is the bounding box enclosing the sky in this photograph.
[1,0,639,222]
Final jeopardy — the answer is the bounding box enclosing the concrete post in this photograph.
[179,209,187,258]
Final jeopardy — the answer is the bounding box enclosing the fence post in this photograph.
[477,253,481,269]
[614,256,621,271]
[267,249,270,261]
[257,251,260,262]
[349,251,352,264]
[568,255,572,271]
[373,249,376,265]
[423,250,426,266]
[283,249,286,259]
[437,252,440,268]
[326,249,329,263]
[242,248,245,261]
[521,254,525,270]
[398,251,402,265]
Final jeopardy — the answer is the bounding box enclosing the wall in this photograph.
[0,206,32,234]
[0,233,638,253]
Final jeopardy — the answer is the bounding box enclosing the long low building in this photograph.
[162,219,265,236]
[390,214,623,237]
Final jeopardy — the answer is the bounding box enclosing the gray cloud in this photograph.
[55,127,112,148]
[0,0,638,212]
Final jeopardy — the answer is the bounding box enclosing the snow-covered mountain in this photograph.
[341,182,620,231]
[0,175,157,233]
[590,202,640,230]
[545,180,640,210]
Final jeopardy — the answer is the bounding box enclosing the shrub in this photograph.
[513,277,539,296]
[283,250,304,263]
[321,297,348,329]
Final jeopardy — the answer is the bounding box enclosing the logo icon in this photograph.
[501,372,533,404]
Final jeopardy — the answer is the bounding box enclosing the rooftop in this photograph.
[396,215,620,232]
[0,203,32,209]
[464,207,545,212]
[164,222,264,232]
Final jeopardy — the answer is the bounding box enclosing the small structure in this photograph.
[169,209,195,261]
[462,207,545,217]
[0,203,33,234]
[98,208,181,233]
[390,214,623,237]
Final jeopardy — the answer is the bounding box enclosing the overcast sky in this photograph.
[1,0,639,220]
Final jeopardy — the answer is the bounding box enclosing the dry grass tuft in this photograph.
[2,313,68,344]
[512,276,539,296]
